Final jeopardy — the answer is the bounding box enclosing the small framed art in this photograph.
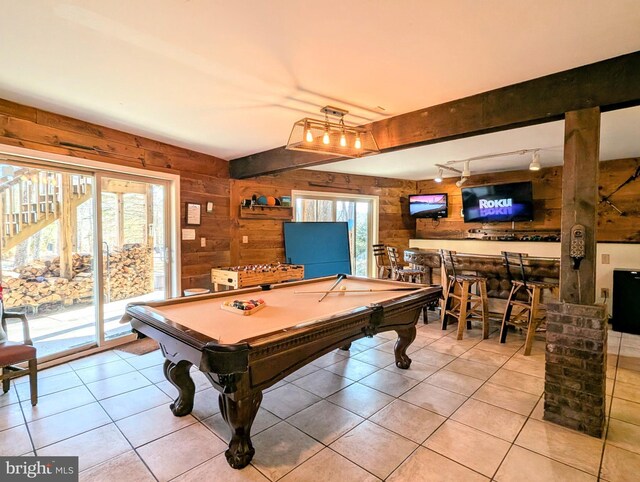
[186,203,201,225]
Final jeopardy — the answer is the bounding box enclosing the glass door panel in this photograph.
[100,177,168,340]
[0,162,97,358]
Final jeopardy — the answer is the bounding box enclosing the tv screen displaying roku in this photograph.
[408,193,448,218]
[462,181,534,223]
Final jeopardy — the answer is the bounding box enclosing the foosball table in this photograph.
[211,263,304,291]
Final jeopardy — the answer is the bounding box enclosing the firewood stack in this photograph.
[2,245,153,310]
[105,244,153,301]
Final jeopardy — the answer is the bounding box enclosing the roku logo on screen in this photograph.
[479,198,513,216]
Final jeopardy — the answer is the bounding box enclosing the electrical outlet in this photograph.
[242,236,248,244]
[602,253,610,264]
[601,288,610,298]
[200,237,206,247]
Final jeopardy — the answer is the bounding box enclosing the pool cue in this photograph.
[296,287,421,294]
[318,274,345,302]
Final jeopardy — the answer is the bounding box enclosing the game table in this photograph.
[122,275,441,469]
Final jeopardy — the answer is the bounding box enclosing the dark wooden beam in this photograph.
[230,51,640,179]
[560,108,601,305]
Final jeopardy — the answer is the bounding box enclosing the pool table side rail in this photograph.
[244,288,440,391]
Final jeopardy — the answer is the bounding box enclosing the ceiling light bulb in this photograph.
[529,151,541,171]
[462,161,471,178]
[305,125,313,142]
[435,168,443,183]
[354,134,362,149]
[340,132,347,147]
[323,129,330,145]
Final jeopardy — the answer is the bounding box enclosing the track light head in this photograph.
[529,151,541,171]
[462,161,471,178]
[434,168,443,183]
[456,177,468,188]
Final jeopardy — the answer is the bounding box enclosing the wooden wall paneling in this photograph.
[0,98,231,292]
[0,99,37,122]
[598,158,640,242]
[415,158,639,243]
[229,171,418,267]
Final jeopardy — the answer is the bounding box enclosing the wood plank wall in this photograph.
[229,170,417,266]
[2,98,638,292]
[415,158,640,242]
[0,99,230,290]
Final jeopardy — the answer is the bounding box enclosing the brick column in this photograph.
[544,301,607,437]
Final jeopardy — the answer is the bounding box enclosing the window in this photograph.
[292,191,379,276]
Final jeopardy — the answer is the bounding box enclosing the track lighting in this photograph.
[529,151,541,171]
[434,168,443,183]
[437,147,549,177]
[462,161,471,178]
[456,177,468,188]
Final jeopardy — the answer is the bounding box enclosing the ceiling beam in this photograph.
[229,51,640,179]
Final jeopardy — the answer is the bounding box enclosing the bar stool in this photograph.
[372,244,392,279]
[387,246,424,283]
[500,251,559,356]
[440,250,489,340]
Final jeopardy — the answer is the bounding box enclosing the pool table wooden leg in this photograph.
[219,391,263,469]
[164,359,195,416]
[394,326,417,369]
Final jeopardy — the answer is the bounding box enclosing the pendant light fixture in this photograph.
[286,106,379,158]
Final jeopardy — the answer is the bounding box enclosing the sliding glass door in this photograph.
[99,175,169,341]
[293,191,378,276]
[0,158,173,361]
[0,162,98,358]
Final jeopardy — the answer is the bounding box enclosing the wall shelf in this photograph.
[239,205,293,220]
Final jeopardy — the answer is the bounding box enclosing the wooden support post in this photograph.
[58,173,74,280]
[560,108,601,305]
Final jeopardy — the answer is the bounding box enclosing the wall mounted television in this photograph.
[409,193,448,218]
[461,181,534,223]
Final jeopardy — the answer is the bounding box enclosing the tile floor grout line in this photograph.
[417,323,534,479]
[340,314,532,479]
[4,316,631,481]
[597,332,623,480]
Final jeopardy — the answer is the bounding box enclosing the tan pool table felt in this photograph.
[147,278,427,344]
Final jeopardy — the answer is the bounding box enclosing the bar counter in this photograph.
[404,248,559,300]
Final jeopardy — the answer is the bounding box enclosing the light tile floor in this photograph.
[1,313,639,481]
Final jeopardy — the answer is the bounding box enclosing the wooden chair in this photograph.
[386,246,424,283]
[500,251,559,356]
[372,244,392,279]
[0,297,37,406]
[440,249,489,340]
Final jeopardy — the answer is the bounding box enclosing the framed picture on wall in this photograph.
[186,203,201,225]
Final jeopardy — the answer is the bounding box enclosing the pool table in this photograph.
[122,275,441,469]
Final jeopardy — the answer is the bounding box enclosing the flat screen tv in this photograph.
[409,193,448,218]
[462,181,534,223]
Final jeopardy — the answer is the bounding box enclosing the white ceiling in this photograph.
[1,1,639,178]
